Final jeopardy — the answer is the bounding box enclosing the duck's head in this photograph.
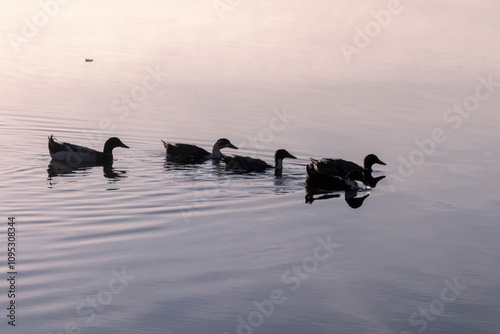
[364,154,386,170]
[216,138,238,150]
[103,137,129,153]
[275,149,297,161]
[274,149,296,176]
[212,138,237,158]
[275,149,296,167]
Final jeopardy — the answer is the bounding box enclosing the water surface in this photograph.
[1,1,499,333]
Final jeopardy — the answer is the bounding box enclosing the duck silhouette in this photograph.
[223,149,297,176]
[162,138,238,163]
[48,135,129,166]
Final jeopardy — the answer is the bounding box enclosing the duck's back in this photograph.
[164,142,209,163]
[224,155,271,172]
[311,158,362,177]
[48,136,100,162]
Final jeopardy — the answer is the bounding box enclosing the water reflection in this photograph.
[163,160,203,171]
[363,172,386,188]
[163,158,226,176]
[102,164,128,181]
[305,188,370,208]
[345,192,370,208]
[47,160,128,187]
[305,192,342,203]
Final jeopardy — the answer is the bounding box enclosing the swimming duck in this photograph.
[162,138,238,163]
[48,135,129,165]
[223,149,297,176]
[306,165,366,191]
[309,154,386,178]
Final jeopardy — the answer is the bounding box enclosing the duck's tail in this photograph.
[48,135,57,154]
[306,163,316,176]
[48,135,66,155]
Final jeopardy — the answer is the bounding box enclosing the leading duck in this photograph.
[162,138,238,163]
[48,135,129,165]
[306,165,366,191]
[223,149,297,176]
[309,154,386,178]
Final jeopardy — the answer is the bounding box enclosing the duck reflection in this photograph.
[363,172,386,188]
[305,188,370,208]
[102,164,127,181]
[163,160,202,171]
[163,156,225,176]
[47,160,127,186]
[344,192,370,208]
[305,192,341,204]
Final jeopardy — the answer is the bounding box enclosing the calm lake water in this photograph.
[1,1,500,333]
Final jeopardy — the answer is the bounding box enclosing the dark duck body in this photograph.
[48,135,129,165]
[223,149,296,176]
[306,166,365,191]
[162,138,237,163]
[309,154,386,178]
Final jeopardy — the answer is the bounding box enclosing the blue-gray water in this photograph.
[1,1,500,333]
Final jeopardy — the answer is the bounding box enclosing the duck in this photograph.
[162,138,238,163]
[306,165,366,191]
[48,135,129,165]
[223,149,297,176]
[309,154,386,178]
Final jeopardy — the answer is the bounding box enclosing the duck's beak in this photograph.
[376,158,386,165]
[120,143,130,149]
[287,153,297,159]
[227,143,238,149]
